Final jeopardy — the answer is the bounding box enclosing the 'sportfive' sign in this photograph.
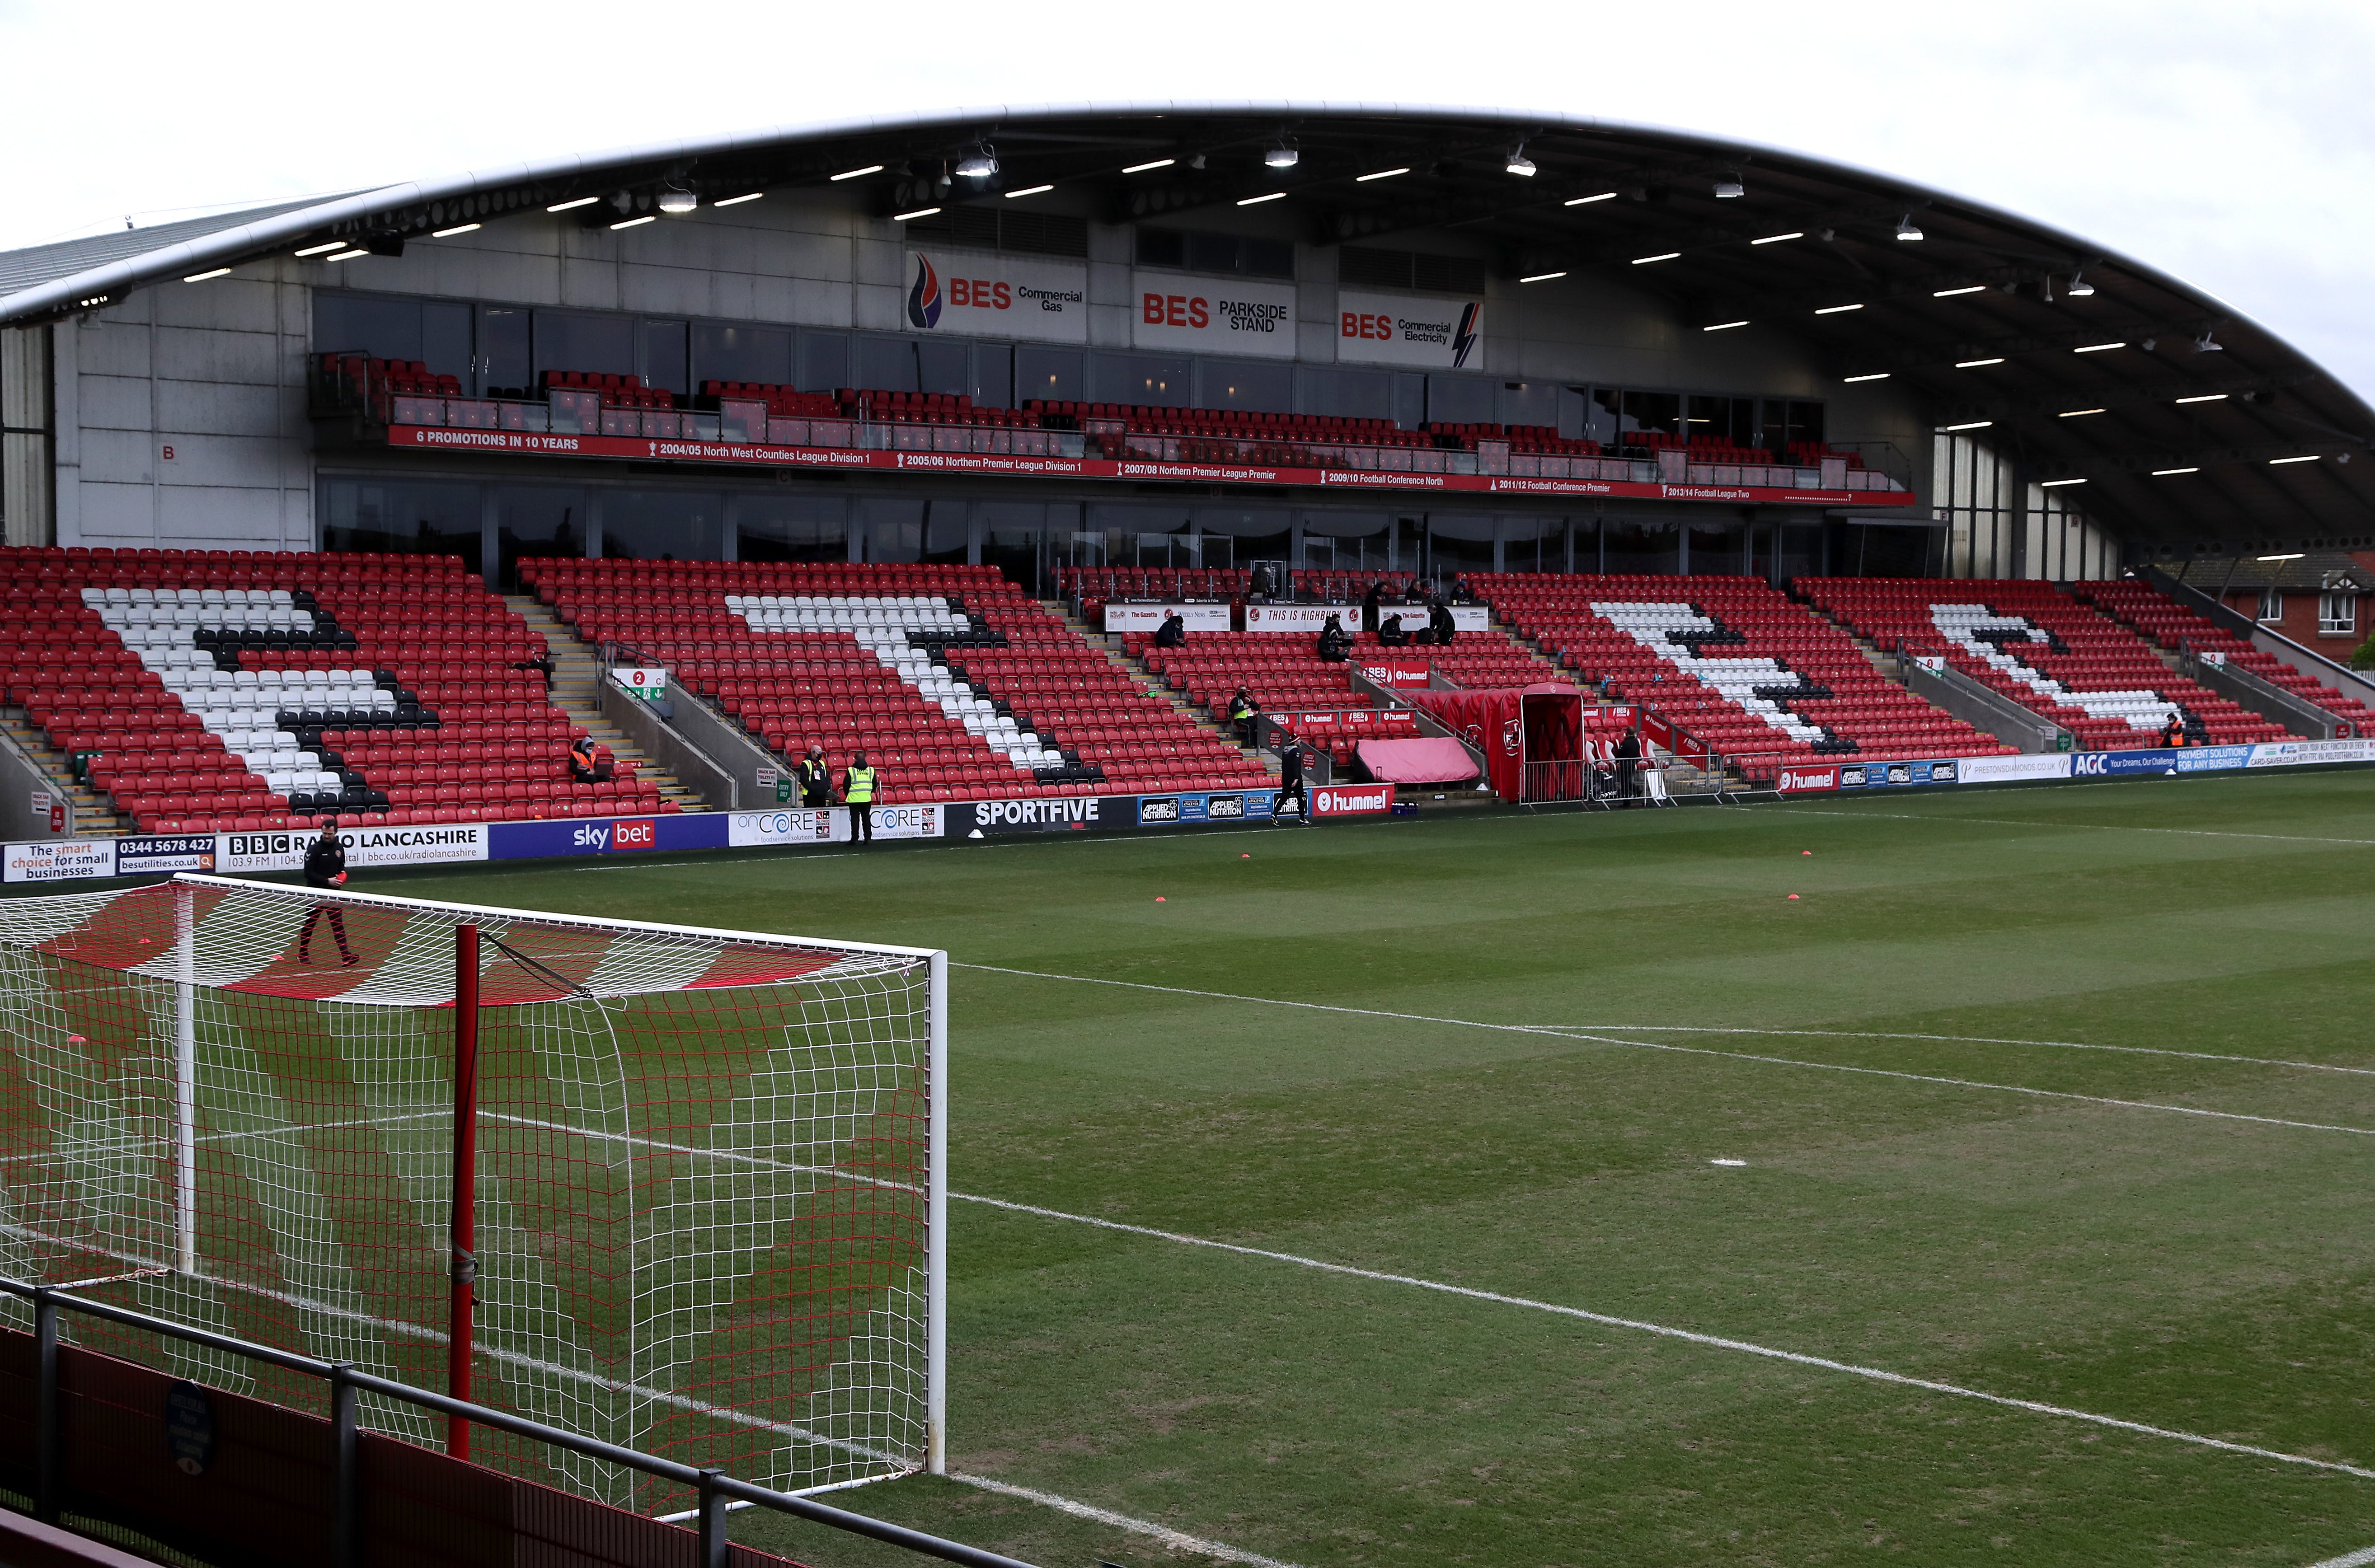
[905,250,1088,343]
[1131,272,1298,359]
[1335,290,1483,370]
[1310,783,1397,817]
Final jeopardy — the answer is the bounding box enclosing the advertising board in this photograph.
[1955,754,2075,785]
[217,823,489,874]
[1102,603,1233,633]
[3,839,116,884]
[1775,766,1839,793]
[1835,759,1960,789]
[724,805,944,846]
[1131,272,1299,358]
[905,249,1089,343]
[963,796,1110,834]
[1136,791,1274,826]
[1335,290,1484,369]
[1246,604,1488,634]
[2247,739,2375,768]
[114,833,220,875]
[1310,783,1397,817]
[2069,749,2181,779]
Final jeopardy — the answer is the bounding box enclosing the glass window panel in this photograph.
[1620,390,1680,435]
[1427,375,1497,426]
[643,320,689,397]
[864,497,924,564]
[855,337,917,394]
[917,340,971,398]
[314,293,421,361]
[1202,359,1294,412]
[798,330,851,393]
[420,301,473,384]
[1185,231,1238,274]
[1603,519,1678,575]
[321,478,482,576]
[602,489,724,562]
[737,494,848,563]
[1136,228,1186,269]
[534,311,635,381]
[1688,522,1744,575]
[493,485,585,591]
[692,323,793,388]
[477,306,530,396]
[1015,347,1083,404]
[1499,382,1558,430]
[979,501,1048,593]
[1304,367,1393,422]
[1095,353,1191,406]
[972,343,1013,408]
[1790,401,1826,445]
[1242,237,1295,279]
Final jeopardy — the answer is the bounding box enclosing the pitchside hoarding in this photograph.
[904,250,1088,343]
[725,805,945,846]
[1246,604,1489,634]
[1102,604,1233,633]
[1336,291,1483,369]
[1131,273,1299,358]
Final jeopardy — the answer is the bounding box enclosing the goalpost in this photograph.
[0,872,947,1513]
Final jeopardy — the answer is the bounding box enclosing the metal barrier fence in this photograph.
[1,1279,1036,1568]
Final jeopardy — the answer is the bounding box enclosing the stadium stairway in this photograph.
[506,596,712,814]
[1061,601,1280,774]
[0,707,122,834]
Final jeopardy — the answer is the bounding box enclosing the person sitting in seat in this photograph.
[1316,613,1352,664]
[1153,610,1188,648]
[568,733,613,784]
[1377,613,1409,647]
[1427,598,1457,647]
[2157,712,2185,749]
[1403,579,1431,606]
[1449,575,1477,605]
[510,648,556,692]
[1249,563,1277,603]
[1228,686,1262,749]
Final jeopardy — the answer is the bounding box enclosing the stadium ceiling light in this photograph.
[1564,191,1619,206]
[1632,251,1681,264]
[1814,303,1863,314]
[325,248,368,262]
[656,186,699,215]
[1004,184,1055,198]
[1955,357,2006,368]
[2195,331,2225,352]
[713,192,763,206]
[1713,178,1745,198]
[2066,271,2096,296]
[2258,551,2305,560]
[2269,454,2321,464]
[892,206,942,222]
[1505,146,1538,177]
[545,196,600,212]
[1356,167,1409,182]
[829,165,886,182]
[1237,191,1286,206]
[182,267,232,282]
[2074,341,2126,353]
[1264,141,1300,170]
[2151,466,2200,476]
[1895,215,1924,241]
[2060,407,2107,417]
[293,241,343,256]
[1752,232,1804,245]
[1842,372,1891,383]
[1933,285,1987,297]
[1945,420,1993,431]
[1519,270,1568,283]
[956,144,999,180]
[1121,157,1175,174]
[431,223,481,238]
[2040,477,2089,487]
[2174,393,2228,404]
[1703,320,1750,332]
[609,215,656,230]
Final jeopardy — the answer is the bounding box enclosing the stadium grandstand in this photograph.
[2,99,2374,838]
[8,101,2375,1568]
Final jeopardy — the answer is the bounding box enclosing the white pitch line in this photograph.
[2308,1547,2375,1568]
[1774,804,2375,849]
[946,1471,1301,1568]
[958,1192,2375,1483]
[959,965,2375,1138]
[1518,1025,2375,1077]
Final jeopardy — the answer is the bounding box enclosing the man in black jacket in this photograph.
[1427,599,1457,647]
[795,744,833,807]
[1613,730,1643,806]
[1316,613,1351,664]
[1377,613,1409,647]
[1274,739,1315,826]
[298,819,356,966]
[1152,610,1187,648]
[1360,580,1385,633]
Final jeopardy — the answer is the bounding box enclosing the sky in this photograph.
[4,0,2370,397]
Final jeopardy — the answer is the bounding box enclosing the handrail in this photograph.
[0,1277,1038,1568]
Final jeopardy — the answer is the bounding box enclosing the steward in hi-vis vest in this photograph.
[842,753,879,845]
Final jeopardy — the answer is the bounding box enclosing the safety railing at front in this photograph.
[0,1278,1038,1568]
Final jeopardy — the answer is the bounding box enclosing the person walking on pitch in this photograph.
[298,819,356,966]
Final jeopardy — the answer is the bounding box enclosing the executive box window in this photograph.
[1095,353,1192,407]
[496,485,585,591]
[603,490,725,563]
[696,323,795,388]
[534,312,636,384]
[1135,227,1294,280]
[1016,347,1084,405]
[1202,359,1294,412]
[315,294,474,384]
[1338,246,1489,295]
[738,495,849,563]
[322,478,483,576]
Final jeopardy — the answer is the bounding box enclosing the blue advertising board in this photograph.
[487,813,729,861]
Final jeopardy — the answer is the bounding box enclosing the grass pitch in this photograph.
[352,771,2375,1565]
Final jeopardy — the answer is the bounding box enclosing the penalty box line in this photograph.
[1518,1025,2375,1080]
[959,965,2375,1139]
[958,1192,2375,1485]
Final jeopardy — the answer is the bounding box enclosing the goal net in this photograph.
[0,873,945,1513]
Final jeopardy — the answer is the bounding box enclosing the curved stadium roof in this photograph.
[6,102,2371,552]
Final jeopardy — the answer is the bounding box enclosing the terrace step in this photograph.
[1,711,127,836]
[507,596,710,812]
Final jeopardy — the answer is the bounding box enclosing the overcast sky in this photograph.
[5,0,2370,398]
